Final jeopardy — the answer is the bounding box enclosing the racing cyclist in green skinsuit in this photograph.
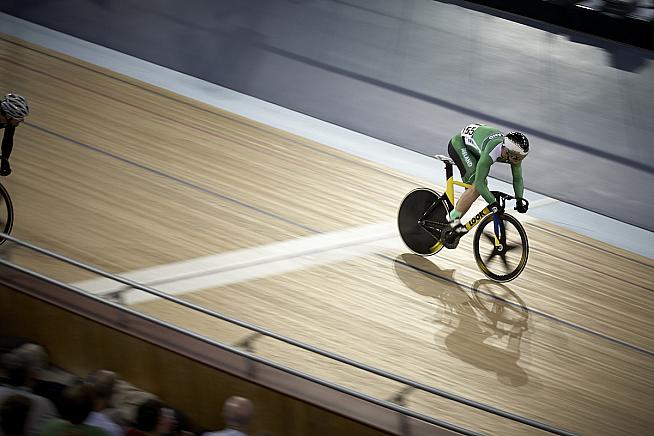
[445,123,530,243]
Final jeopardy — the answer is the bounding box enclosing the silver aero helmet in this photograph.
[503,131,529,157]
[1,93,30,121]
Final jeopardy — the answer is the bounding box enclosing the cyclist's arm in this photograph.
[511,162,524,198]
[473,154,497,204]
[1,125,15,160]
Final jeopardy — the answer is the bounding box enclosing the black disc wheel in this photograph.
[0,183,14,245]
[398,188,450,256]
[473,213,528,282]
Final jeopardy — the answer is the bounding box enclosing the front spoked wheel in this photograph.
[473,213,528,282]
[0,183,14,245]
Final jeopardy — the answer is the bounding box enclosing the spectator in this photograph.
[40,383,107,436]
[202,396,254,436]
[103,379,156,430]
[126,399,175,436]
[13,344,69,414]
[0,394,32,436]
[0,351,58,436]
[84,371,123,436]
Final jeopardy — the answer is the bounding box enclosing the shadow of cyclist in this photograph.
[393,253,530,387]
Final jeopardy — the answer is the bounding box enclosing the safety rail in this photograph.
[0,232,577,436]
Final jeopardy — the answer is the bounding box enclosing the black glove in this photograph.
[515,197,529,213]
[487,201,502,214]
[0,158,10,177]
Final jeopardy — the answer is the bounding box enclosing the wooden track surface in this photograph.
[2,34,653,435]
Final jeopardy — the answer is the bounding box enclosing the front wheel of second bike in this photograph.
[0,183,14,246]
[473,213,528,282]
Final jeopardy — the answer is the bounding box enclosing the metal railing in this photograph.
[0,232,577,436]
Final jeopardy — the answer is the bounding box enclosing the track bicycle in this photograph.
[398,155,529,282]
[0,181,14,245]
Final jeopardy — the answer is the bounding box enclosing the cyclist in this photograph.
[445,123,529,239]
[0,93,30,177]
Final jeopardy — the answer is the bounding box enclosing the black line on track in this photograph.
[531,247,654,293]
[526,221,654,270]
[0,36,421,188]
[26,124,319,235]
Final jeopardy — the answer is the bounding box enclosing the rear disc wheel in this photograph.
[398,188,449,255]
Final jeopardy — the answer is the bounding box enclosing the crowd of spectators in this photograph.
[0,341,255,436]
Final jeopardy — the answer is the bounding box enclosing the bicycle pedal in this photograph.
[443,240,459,250]
[440,229,462,249]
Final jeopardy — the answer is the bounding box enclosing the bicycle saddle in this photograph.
[434,155,455,165]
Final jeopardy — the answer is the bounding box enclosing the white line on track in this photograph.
[72,222,401,304]
[72,200,557,304]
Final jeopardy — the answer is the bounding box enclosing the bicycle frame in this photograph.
[398,155,529,280]
[430,159,505,252]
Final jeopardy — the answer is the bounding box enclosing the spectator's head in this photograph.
[14,343,48,376]
[85,370,117,411]
[60,382,94,425]
[223,396,254,430]
[134,399,175,435]
[0,394,32,436]
[1,351,31,387]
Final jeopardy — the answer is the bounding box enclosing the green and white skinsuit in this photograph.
[447,123,524,221]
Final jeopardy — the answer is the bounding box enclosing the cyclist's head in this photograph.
[0,93,30,123]
[503,131,529,161]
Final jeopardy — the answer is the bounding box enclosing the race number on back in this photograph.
[461,123,482,151]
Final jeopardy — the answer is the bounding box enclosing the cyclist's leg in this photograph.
[448,137,476,184]
[455,185,480,217]
[447,138,478,225]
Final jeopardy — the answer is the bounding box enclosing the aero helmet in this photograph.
[503,131,529,156]
[1,93,30,121]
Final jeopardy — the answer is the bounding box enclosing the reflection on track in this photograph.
[394,254,529,386]
[388,251,654,358]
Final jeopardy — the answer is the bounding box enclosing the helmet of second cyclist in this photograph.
[1,93,30,121]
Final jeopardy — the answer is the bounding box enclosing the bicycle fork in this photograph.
[492,214,505,252]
